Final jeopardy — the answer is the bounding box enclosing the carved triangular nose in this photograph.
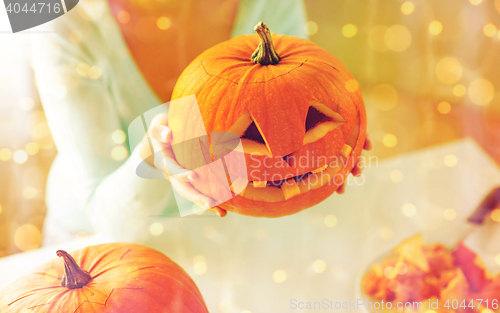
[282,153,295,167]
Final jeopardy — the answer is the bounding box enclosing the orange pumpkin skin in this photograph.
[0,243,209,313]
[170,31,367,217]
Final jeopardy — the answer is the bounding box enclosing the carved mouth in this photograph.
[231,109,362,203]
[237,144,353,202]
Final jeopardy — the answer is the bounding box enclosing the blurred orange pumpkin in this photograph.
[0,243,209,313]
[170,21,367,217]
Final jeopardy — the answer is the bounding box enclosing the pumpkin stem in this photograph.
[251,21,280,65]
[56,250,92,289]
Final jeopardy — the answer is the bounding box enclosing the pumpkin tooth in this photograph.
[340,144,352,158]
[253,180,267,188]
[229,176,249,195]
[281,179,301,200]
[311,164,328,174]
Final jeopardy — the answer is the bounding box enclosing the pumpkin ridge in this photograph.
[201,58,308,84]
[7,292,37,306]
[127,266,157,274]
[119,248,132,260]
[26,288,71,311]
[244,60,307,84]
[86,250,112,274]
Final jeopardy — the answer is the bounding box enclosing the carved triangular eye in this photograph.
[305,106,330,132]
[303,101,347,145]
[242,121,266,144]
[225,111,271,156]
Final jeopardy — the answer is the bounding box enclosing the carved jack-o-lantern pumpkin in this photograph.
[170,22,367,217]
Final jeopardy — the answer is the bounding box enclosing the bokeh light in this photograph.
[23,187,39,199]
[25,142,39,155]
[483,24,497,37]
[312,259,327,273]
[401,1,415,15]
[273,270,287,283]
[304,21,318,36]
[194,255,207,275]
[453,84,466,97]
[112,129,127,144]
[385,25,412,52]
[491,209,500,222]
[117,11,130,24]
[384,266,397,279]
[77,62,90,76]
[429,21,443,35]
[324,214,338,228]
[390,170,404,182]
[383,134,398,147]
[111,146,128,161]
[468,78,494,106]
[437,102,451,114]
[88,66,102,80]
[395,262,408,275]
[0,204,2,214]
[157,17,171,30]
[14,224,42,251]
[444,154,458,167]
[469,0,482,5]
[443,208,457,221]
[495,254,500,266]
[149,222,164,236]
[342,24,357,38]
[370,84,398,111]
[13,150,28,164]
[0,148,12,161]
[435,57,462,85]
[402,203,416,217]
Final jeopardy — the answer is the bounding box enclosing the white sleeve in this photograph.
[32,5,174,242]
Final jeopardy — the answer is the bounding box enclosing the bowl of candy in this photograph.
[356,188,500,313]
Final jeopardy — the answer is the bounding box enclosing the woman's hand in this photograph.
[139,113,227,217]
[336,135,372,194]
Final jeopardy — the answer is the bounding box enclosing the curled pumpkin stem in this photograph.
[251,21,280,65]
[57,250,92,289]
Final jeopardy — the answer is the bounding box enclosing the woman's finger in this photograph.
[363,135,373,151]
[208,206,227,217]
[150,125,171,144]
[157,151,197,181]
[150,113,169,127]
[336,181,346,194]
[352,162,363,177]
[170,178,216,207]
